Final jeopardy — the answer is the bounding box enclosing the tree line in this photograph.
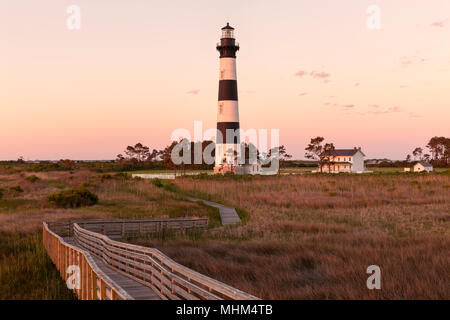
[406,136,450,166]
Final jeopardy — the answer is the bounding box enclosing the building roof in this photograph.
[414,161,433,168]
[321,148,365,157]
[222,22,234,30]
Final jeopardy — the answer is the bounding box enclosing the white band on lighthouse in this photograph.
[220,58,237,80]
[217,101,239,122]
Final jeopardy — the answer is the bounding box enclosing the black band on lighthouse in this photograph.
[217,39,239,58]
[218,80,238,101]
[216,122,240,144]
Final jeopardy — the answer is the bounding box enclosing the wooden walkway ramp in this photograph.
[43,218,258,300]
[64,237,160,300]
[186,197,241,225]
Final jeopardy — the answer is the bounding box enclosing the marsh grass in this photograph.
[0,232,75,300]
[127,173,450,299]
[0,168,216,299]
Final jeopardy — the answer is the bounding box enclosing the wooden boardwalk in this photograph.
[64,238,160,300]
[186,197,241,225]
[43,219,258,300]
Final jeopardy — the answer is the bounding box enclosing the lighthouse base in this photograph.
[213,164,236,174]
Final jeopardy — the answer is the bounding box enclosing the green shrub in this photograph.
[26,175,40,183]
[9,185,24,193]
[100,174,112,182]
[113,172,130,180]
[151,178,163,188]
[47,187,99,208]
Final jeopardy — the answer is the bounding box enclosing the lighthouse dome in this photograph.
[221,23,235,39]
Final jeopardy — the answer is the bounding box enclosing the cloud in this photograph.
[367,105,402,115]
[187,89,200,95]
[388,106,401,112]
[310,71,331,79]
[399,56,426,67]
[431,18,448,27]
[354,82,360,87]
[298,92,308,96]
[342,104,355,109]
[295,70,331,82]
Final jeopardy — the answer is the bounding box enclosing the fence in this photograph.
[43,219,259,300]
[43,222,132,300]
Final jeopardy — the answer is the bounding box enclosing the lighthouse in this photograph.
[214,23,240,173]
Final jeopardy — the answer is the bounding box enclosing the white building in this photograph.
[318,147,366,173]
[412,161,433,172]
[234,163,261,175]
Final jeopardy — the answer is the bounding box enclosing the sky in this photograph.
[1,0,449,160]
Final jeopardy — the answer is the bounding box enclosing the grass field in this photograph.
[0,166,448,299]
[0,168,218,299]
[132,172,450,299]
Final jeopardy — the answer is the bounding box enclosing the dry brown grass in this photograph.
[128,173,450,299]
[1,168,448,299]
[0,168,217,299]
[0,170,214,233]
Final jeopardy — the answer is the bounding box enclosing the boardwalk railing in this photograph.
[47,217,209,239]
[43,219,259,300]
[43,222,132,300]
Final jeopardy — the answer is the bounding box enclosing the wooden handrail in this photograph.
[43,219,259,300]
[73,223,259,300]
[43,222,133,300]
[47,217,209,238]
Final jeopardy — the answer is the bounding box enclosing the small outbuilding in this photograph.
[404,161,433,173]
[413,161,433,172]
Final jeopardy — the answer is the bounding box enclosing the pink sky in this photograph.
[1,0,449,160]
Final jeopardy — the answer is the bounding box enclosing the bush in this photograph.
[0,188,3,200]
[26,175,40,183]
[9,185,24,193]
[100,174,112,182]
[151,178,163,188]
[47,187,99,208]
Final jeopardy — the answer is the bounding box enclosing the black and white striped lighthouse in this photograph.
[214,23,240,173]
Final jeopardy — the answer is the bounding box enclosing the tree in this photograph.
[412,147,423,161]
[124,143,150,162]
[159,141,179,175]
[322,143,336,173]
[426,136,450,165]
[305,137,335,173]
[147,149,160,162]
[268,145,292,174]
[406,154,412,163]
[116,154,125,162]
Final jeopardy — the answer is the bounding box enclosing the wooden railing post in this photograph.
[91,271,97,300]
[100,279,106,300]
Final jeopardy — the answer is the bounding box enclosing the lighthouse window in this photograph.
[222,30,234,39]
[219,104,223,114]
